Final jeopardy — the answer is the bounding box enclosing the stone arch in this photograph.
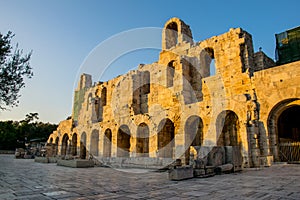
[182,58,202,103]
[165,22,178,49]
[61,134,69,156]
[95,90,102,122]
[184,116,203,165]
[71,133,77,156]
[267,98,300,161]
[132,71,150,114]
[103,128,112,157]
[136,123,149,157]
[200,47,216,77]
[49,137,53,144]
[278,106,300,142]
[216,110,241,146]
[101,87,107,106]
[80,132,87,159]
[55,137,59,155]
[87,93,92,111]
[117,125,131,157]
[162,18,193,50]
[185,115,203,147]
[157,118,175,158]
[90,130,99,156]
[167,60,175,87]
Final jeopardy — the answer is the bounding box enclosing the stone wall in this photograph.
[47,17,300,168]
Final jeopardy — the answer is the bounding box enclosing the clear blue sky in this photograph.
[0,0,299,123]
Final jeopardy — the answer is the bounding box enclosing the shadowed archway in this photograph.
[157,118,175,158]
[117,125,131,157]
[136,123,149,157]
[80,132,87,159]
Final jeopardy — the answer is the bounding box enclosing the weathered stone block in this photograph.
[168,167,193,181]
[205,166,215,175]
[57,159,94,168]
[214,163,233,175]
[35,157,49,163]
[193,169,206,177]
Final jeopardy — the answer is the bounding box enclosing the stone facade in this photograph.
[47,18,300,169]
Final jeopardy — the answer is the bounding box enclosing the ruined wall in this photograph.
[47,17,300,168]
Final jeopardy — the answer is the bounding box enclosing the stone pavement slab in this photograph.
[0,155,300,199]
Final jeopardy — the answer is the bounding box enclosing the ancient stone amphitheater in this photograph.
[47,18,300,170]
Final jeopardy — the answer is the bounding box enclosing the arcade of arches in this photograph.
[47,17,300,168]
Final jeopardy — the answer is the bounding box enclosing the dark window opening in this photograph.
[278,106,300,142]
[200,48,216,77]
[132,71,150,115]
[167,61,175,87]
[165,22,178,49]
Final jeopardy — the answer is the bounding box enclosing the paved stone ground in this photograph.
[0,154,300,200]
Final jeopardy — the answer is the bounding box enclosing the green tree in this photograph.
[0,121,18,150]
[21,112,39,123]
[0,31,33,110]
[0,113,58,150]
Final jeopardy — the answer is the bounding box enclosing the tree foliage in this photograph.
[0,31,33,110]
[0,113,57,150]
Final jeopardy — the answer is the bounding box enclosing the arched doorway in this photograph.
[103,129,112,157]
[71,133,77,156]
[185,116,203,164]
[215,110,242,168]
[157,118,175,158]
[61,134,69,156]
[216,111,240,146]
[268,99,300,161]
[90,130,99,156]
[136,123,149,157]
[80,132,87,159]
[278,106,300,142]
[117,125,131,157]
[55,137,59,155]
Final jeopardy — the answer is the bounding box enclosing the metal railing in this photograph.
[279,142,300,162]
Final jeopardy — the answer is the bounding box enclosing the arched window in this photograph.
[165,22,178,49]
[200,48,216,77]
[86,93,92,111]
[101,87,107,106]
[167,61,175,87]
[132,71,150,114]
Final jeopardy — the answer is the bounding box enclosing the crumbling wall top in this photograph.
[77,73,92,90]
[162,17,193,50]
